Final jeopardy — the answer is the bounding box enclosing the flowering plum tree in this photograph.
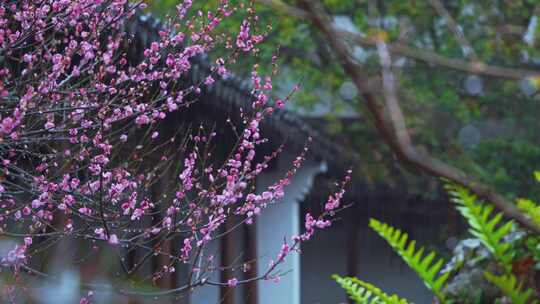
[0,0,349,302]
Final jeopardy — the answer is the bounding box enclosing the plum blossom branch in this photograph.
[0,1,350,301]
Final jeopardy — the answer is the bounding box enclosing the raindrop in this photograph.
[458,124,481,148]
[520,78,537,96]
[464,75,483,95]
[339,81,358,101]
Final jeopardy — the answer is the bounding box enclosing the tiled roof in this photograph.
[128,13,356,169]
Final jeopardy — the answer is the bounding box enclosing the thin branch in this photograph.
[427,0,478,61]
[297,0,540,234]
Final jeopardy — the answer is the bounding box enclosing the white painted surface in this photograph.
[256,153,326,304]
[189,238,221,304]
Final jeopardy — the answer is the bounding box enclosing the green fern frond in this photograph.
[369,219,449,302]
[484,272,538,304]
[533,171,540,183]
[332,275,410,304]
[445,184,514,272]
[517,198,540,227]
[332,274,380,304]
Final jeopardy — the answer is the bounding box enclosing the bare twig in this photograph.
[427,0,478,61]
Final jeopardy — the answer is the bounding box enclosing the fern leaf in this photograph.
[534,171,540,183]
[332,275,410,304]
[369,219,448,302]
[517,198,540,227]
[333,274,374,304]
[445,184,514,272]
[484,272,538,304]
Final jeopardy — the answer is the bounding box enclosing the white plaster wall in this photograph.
[256,153,326,304]
[190,238,222,304]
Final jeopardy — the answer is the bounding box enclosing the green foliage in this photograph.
[534,171,540,183]
[332,275,410,304]
[337,177,540,303]
[517,198,540,227]
[483,273,538,304]
[471,140,540,199]
[515,171,540,227]
[368,219,449,302]
[444,184,514,272]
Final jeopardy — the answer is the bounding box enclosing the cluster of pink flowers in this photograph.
[263,170,352,282]
[79,291,94,304]
[236,20,264,52]
[0,0,350,300]
[1,237,32,271]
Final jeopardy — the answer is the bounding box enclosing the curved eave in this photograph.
[127,13,356,170]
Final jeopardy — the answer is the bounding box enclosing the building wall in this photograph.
[256,153,326,304]
[301,223,435,303]
[188,156,456,304]
[300,196,457,304]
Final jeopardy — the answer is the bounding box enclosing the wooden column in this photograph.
[150,177,174,301]
[345,205,359,304]
[157,238,172,289]
[244,222,258,304]
[220,217,236,304]
[169,235,182,303]
[126,247,140,304]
